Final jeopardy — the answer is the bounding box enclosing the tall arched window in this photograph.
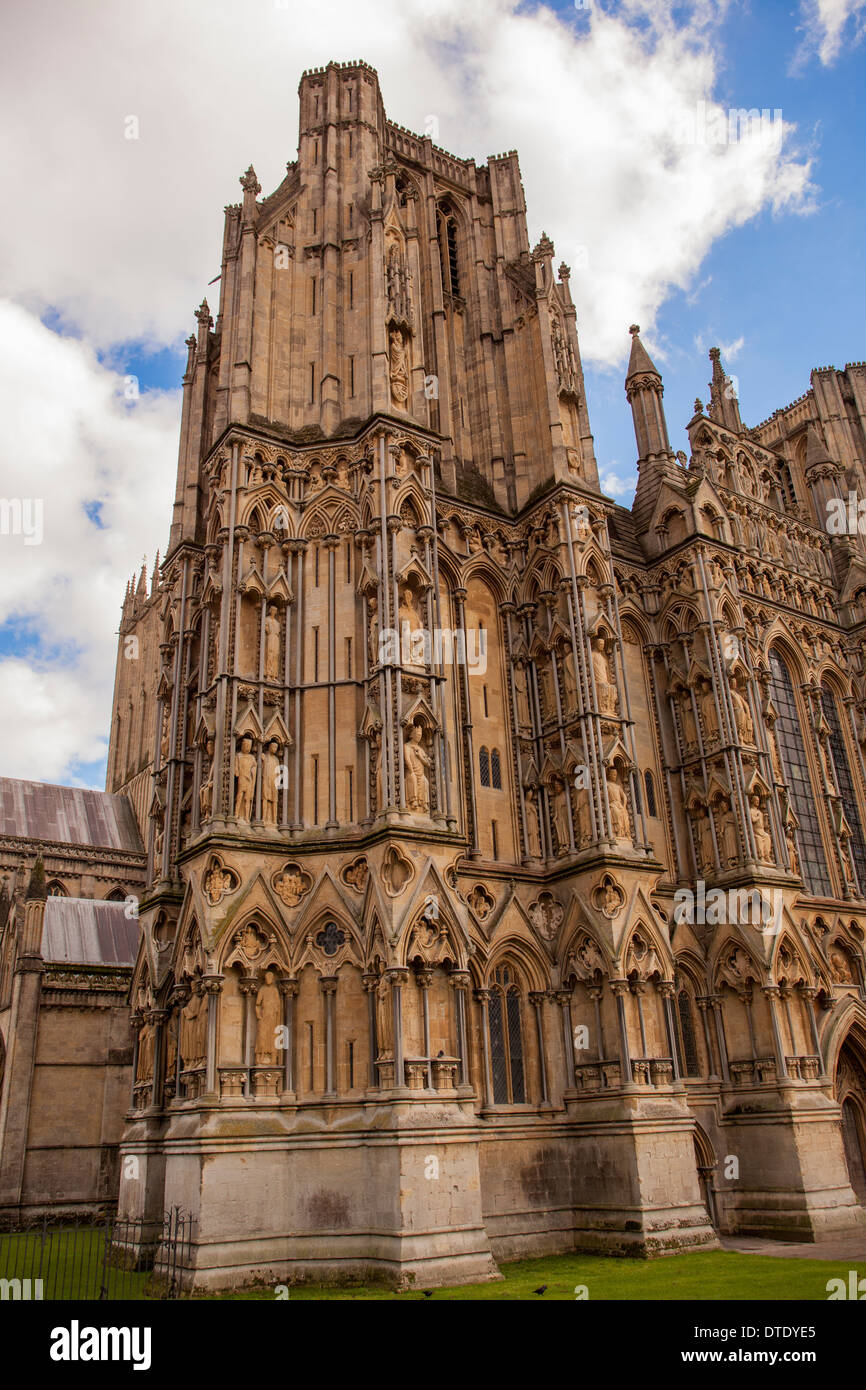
[490,748,502,790]
[437,201,461,297]
[479,746,490,787]
[821,683,866,891]
[644,769,657,818]
[488,965,526,1104]
[768,650,832,896]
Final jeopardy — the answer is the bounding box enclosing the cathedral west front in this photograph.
[4,59,866,1288]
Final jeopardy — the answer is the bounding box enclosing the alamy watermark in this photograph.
[673,880,784,935]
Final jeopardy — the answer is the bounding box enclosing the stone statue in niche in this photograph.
[136,1019,154,1083]
[398,583,426,666]
[254,970,283,1065]
[261,738,281,825]
[199,737,215,822]
[367,594,379,667]
[700,678,720,743]
[204,863,234,907]
[749,794,774,863]
[575,783,593,847]
[680,692,699,752]
[730,674,754,744]
[829,945,854,983]
[514,662,532,728]
[180,985,205,1068]
[560,648,578,712]
[717,799,739,867]
[785,820,801,875]
[693,805,714,872]
[591,636,617,715]
[523,788,542,858]
[389,326,409,405]
[376,973,393,1056]
[234,735,257,820]
[264,604,281,680]
[551,778,571,854]
[404,724,431,813]
[606,767,631,838]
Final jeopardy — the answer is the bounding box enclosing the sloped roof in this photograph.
[0,778,143,853]
[41,897,139,967]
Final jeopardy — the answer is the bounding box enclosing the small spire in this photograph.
[707,346,742,432]
[803,422,833,471]
[625,324,661,383]
[26,855,46,902]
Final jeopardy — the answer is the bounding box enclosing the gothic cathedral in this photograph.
[110,61,866,1288]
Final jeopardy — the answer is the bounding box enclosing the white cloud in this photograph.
[794,0,866,66]
[0,302,178,783]
[0,0,814,365]
[599,467,637,498]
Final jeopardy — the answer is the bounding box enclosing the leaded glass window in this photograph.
[488,966,526,1104]
[768,651,832,896]
[821,684,866,892]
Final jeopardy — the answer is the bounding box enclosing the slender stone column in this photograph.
[149,1008,168,1110]
[416,968,433,1088]
[763,985,788,1079]
[696,996,720,1080]
[129,1013,142,1108]
[588,984,605,1061]
[387,967,408,1089]
[279,977,298,1097]
[321,976,338,1096]
[362,972,378,1087]
[611,980,632,1082]
[449,971,471,1089]
[239,976,257,1098]
[203,977,223,1098]
[709,994,731,1082]
[475,989,494,1106]
[529,992,549,1103]
[658,981,681,1081]
[555,989,576,1090]
[800,986,825,1077]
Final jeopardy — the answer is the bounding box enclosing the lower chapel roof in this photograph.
[41,897,139,968]
[0,778,143,854]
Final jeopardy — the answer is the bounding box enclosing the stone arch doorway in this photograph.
[693,1122,718,1230]
[835,1036,866,1205]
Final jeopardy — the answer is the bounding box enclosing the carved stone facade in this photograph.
[85,61,866,1286]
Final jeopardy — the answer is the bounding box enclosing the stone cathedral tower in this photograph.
[112,61,866,1288]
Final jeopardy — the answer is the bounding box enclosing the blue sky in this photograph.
[0,0,863,789]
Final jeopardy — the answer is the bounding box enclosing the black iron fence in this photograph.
[0,1207,194,1300]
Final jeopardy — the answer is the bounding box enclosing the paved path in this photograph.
[720,1233,866,1261]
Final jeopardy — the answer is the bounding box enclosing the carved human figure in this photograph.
[607,767,631,839]
[575,784,593,847]
[376,973,394,1056]
[199,737,215,823]
[523,788,542,859]
[785,820,801,875]
[551,778,571,853]
[749,794,774,863]
[234,735,257,820]
[829,946,854,983]
[398,583,425,665]
[700,678,720,743]
[694,805,714,872]
[514,662,532,729]
[254,970,283,1065]
[367,594,379,667]
[204,865,232,906]
[718,800,739,867]
[404,724,431,813]
[136,1019,154,1083]
[389,326,409,404]
[592,636,617,715]
[680,692,699,752]
[264,604,281,680]
[560,647,578,712]
[261,738,281,825]
[730,675,754,744]
[180,987,204,1068]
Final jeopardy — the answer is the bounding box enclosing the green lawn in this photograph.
[2,1230,862,1301]
[201,1250,866,1301]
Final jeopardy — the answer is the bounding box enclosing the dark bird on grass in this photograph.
[423,1290,433,1298]
[533,1285,547,1296]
